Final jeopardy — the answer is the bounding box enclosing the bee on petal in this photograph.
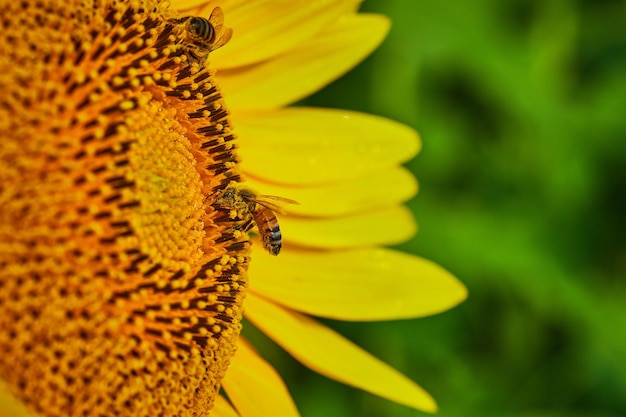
[214,185,297,256]
[175,7,233,63]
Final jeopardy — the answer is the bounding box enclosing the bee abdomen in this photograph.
[187,16,215,43]
[264,226,282,255]
[254,209,282,256]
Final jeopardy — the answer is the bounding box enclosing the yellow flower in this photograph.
[0,1,466,417]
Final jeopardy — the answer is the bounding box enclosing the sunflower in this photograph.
[0,1,466,416]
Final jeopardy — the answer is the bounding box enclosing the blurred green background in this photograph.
[245,0,626,416]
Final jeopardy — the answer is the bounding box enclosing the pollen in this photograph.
[0,1,249,416]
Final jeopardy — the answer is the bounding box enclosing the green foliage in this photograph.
[254,0,626,416]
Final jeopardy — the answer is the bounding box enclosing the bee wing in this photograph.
[208,7,233,52]
[255,195,299,214]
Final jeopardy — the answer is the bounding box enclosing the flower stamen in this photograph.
[0,1,249,415]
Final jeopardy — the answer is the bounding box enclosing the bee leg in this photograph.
[241,217,255,233]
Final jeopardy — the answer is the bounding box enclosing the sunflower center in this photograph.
[0,1,249,416]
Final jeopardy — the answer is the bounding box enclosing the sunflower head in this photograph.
[0,0,250,415]
[0,1,469,416]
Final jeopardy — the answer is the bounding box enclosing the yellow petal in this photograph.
[247,167,417,217]
[211,0,359,69]
[237,107,420,185]
[280,206,416,250]
[245,294,438,413]
[249,247,467,320]
[176,0,215,12]
[222,338,300,417]
[0,382,33,417]
[217,14,390,110]
[213,395,240,417]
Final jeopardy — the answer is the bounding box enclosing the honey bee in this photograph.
[214,185,297,256]
[177,7,233,62]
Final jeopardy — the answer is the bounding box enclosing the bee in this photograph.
[214,185,297,256]
[177,7,233,62]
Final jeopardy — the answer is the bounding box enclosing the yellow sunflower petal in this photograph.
[0,382,33,417]
[222,338,300,417]
[245,294,438,413]
[211,0,359,70]
[217,14,390,110]
[213,395,240,417]
[247,167,417,217]
[281,206,416,250]
[249,247,467,321]
[175,0,213,12]
[237,107,420,185]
